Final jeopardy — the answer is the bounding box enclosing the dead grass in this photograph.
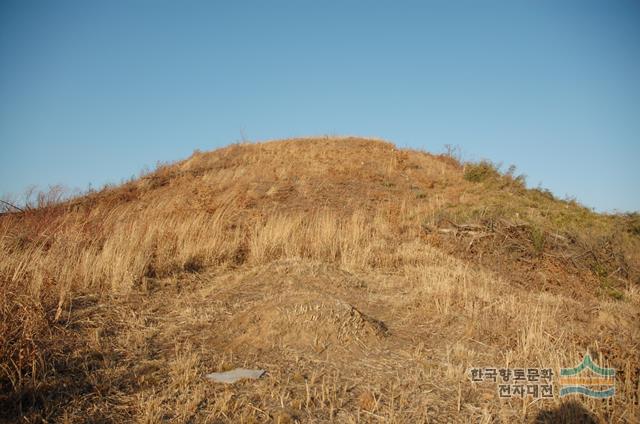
[0,137,638,422]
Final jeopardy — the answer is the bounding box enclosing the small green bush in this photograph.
[463,161,500,183]
[530,227,546,255]
[607,287,625,301]
[626,213,640,236]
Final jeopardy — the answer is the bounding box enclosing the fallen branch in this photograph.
[446,219,484,232]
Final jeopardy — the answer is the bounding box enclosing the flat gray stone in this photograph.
[205,368,266,384]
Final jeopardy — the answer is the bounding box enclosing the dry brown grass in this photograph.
[0,137,638,423]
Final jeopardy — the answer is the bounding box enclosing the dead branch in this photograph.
[0,199,25,213]
[443,218,485,232]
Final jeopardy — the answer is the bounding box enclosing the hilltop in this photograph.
[1,137,638,423]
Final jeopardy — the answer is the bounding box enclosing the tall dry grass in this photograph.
[0,187,403,401]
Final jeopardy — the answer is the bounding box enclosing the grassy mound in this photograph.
[1,137,638,422]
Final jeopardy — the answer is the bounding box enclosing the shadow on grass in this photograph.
[535,400,598,423]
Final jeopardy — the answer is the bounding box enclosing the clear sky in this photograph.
[1,1,638,212]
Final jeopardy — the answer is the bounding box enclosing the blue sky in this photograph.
[1,1,638,212]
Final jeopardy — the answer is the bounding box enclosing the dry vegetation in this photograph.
[0,137,638,423]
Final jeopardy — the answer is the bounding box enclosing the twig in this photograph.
[361,409,386,421]
[0,199,24,213]
[467,337,492,348]
[445,218,484,231]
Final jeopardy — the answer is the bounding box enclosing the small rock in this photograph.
[205,368,266,383]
